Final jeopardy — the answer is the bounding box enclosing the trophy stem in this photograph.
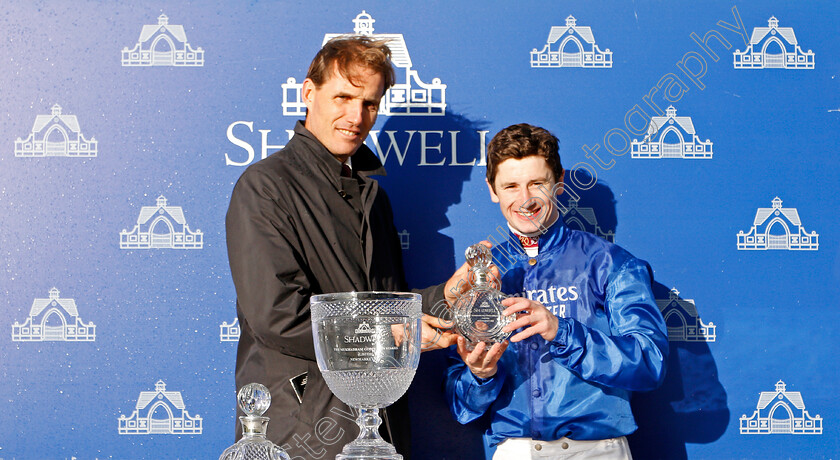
[336,406,402,460]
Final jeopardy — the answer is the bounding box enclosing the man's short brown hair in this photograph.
[486,123,564,189]
[306,35,396,95]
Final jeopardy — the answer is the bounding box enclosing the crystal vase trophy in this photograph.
[451,244,513,348]
[219,382,291,460]
[310,291,422,460]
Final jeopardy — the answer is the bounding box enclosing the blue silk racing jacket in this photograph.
[445,220,668,445]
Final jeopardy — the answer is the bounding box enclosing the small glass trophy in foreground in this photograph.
[451,244,512,348]
[219,383,290,460]
[311,291,422,460]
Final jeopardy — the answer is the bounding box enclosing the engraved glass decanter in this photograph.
[219,383,291,460]
[451,244,512,347]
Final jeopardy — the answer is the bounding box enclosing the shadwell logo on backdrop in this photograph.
[734,17,814,69]
[226,10,486,168]
[118,380,203,435]
[740,380,823,434]
[656,288,715,342]
[225,125,491,168]
[119,195,203,249]
[562,198,614,242]
[220,318,240,342]
[531,15,612,68]
[631,106,713,159]
[557,6,747,195]
[14,104,97,158]
[122,14,204,67]
[737,197,818,250]
[282,11,446,117]
[11,288,96,342]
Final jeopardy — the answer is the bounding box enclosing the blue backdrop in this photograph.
[1,1,838,459]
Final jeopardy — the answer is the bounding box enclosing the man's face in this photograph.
[487,156,563,235]
[302,64,385,162]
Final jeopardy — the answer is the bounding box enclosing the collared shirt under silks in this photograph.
[226,121,444,459]
[445,219,668,447]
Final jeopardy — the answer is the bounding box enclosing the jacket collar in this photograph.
[536,216,569,254]
[293,121,387,178]
[503,217,569,261]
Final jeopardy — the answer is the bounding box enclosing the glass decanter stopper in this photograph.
[451,244,513,347]
[219,383,290,460]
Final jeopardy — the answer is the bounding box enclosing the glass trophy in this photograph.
[310,291,422,460]
[219,383,291,460]
[451,243,512,347]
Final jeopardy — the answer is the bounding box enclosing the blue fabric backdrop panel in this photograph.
[0,1,838,459]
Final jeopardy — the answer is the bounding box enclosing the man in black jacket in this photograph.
[226,35,459,459]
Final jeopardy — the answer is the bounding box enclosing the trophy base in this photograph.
[335,407,403,460]
[336,442,402,460]
[464,338,507,352]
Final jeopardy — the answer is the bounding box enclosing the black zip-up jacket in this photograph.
[226,122,443,458]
